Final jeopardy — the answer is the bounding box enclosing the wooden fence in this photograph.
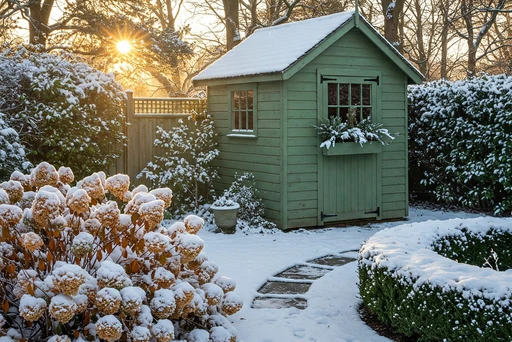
[109,90,208,185]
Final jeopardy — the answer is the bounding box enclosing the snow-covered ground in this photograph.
[198,207,483,342]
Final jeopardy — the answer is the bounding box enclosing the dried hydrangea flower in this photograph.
[143,232,169,254]
[105,174,130,199]
[78,274,98,303]
[124,192,156,215]
[52,264,87,296]
[10,171,31,191]
[185,329,210,342]
[183,291,206,316]
[178,233,204,263]
[135,305,153,327]
[48,336,72,342]
[184,215,204,234]
[83,218,101,234]
[95,287,121,315]
[31,162,59,189]
[150,289,176,319]
[49,294,77,323]
[202,283,224,306]
[0,180,23,204]
[79,173,104,201]
[31,187,65,229]
[212,277,235,295]
[172,282,194,309]
[195,260,219,285]
[71,232,94,258]
[132,184,148,197]
[187,252,208,270]
[117,214,131,232]
[138,200,165,230]
[96,315,123,342]
[130,326,151,342]
[221,292,243,316]
[72,293,88,313]
[96,260,132,289]
[149,188,173,209]
[153,267,175,289]
[0,204,23,229]
[0,189,9,205]
[14,269,39,298]
[20,232,44,252]
[210,326,236,342]
[120,286,145,316]
[93,201,120,229]
[19,294,47,322]
[151,319,175,342]
[67,189,91,214]
[57,166,74,185]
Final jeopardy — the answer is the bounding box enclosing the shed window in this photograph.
[327,82,373,123]
[228,84,257,138]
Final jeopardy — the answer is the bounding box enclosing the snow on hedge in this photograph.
[409,74,512,214]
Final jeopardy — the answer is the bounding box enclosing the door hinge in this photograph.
[321,212,338,221]
[321,76,336,84]
[364,207,380,216]
[363,76,380,85]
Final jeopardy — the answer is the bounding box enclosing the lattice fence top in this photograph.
[133,97,207,115]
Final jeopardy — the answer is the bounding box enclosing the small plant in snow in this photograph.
[0,162,242,341]
[483,248,500,271]
[138,111,219,214]
[0,112,31,181]
[315,109,395,149]
[215,173,277,231]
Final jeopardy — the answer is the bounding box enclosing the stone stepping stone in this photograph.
[258,281,312,295]
[307,255,356,267]
[252,296,308,310]
[274,264,332,280]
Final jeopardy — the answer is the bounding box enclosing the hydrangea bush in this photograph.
[138,112,219,214]
[358,218,512,341]
[0,48,126,180]
[0,162,242,341]
[409,74,512,214]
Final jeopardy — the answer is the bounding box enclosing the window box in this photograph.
[322,142,382,156]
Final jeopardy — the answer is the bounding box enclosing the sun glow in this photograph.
[116,40,132,54]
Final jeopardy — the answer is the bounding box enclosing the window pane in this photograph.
[233,110,240,129]
[239,91,247,110]
[351,84,361,106]
[340,107,349,121]
[241,111,247,130]
[339,84,349,105]
[362,107,372,120]
[328,107,338,118]
[248,111,253,130]
[247,90,254,109]
[233,91,239,110]
[328,83,337,105]
[362,85,371,105]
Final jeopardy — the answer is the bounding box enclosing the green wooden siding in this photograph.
[208,82,283,225]
[285,28,408,228]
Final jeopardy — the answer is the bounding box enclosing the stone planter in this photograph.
[210,202,240,234]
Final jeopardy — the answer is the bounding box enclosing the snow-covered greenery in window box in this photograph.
[315,108,395,155]
[359,217,512,341]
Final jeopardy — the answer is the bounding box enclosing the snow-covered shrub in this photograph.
[0,48,126,180]
[409,74,512,214]
[0,162,242,341]
[215,173,277,232]
[138,111,219,214]
[358,218,512,341]
[0,112,31,180]
[315,109,395,149]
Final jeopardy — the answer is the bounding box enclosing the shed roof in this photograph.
[193,11,423,84]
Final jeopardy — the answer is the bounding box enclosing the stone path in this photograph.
[251,250,358,310]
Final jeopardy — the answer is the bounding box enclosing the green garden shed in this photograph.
[193,10,423,230]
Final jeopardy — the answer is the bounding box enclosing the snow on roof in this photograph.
[193,11,355,81]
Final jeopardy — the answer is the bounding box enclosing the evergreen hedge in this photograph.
[358,219,512,341]
[408,74,512,214]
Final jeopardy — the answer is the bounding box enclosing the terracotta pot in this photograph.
[210,202,240,234]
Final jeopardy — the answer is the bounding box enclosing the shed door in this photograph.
[319,75,381,223]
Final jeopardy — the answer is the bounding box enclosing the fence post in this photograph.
[124,90,134,175]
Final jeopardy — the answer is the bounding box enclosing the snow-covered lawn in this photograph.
[198,207,483,342]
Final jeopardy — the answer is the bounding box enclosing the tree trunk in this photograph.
[28,0,54,47]
[381,0,405,52]
[439,0,450,79]
[223,0,240,50]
